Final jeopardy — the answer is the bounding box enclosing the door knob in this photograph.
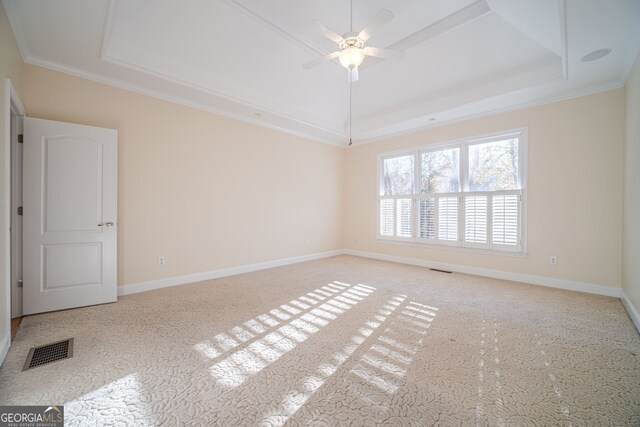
[98,221,115,227]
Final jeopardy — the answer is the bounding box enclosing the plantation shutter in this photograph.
[464,195,488,245]
[418,198,436,240]
[379,199,394,236]
[377,129,524,253]
[438,197,458,241]
[396,198,413,238]
[492,193,520,247]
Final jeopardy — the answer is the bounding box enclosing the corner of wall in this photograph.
[621,290,640,333]
[0,330,9,367]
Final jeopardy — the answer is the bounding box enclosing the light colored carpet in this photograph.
[1,255,639,426]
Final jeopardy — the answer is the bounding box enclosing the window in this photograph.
[378,129,526,253]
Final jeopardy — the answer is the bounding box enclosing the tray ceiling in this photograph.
[3,0,640,145]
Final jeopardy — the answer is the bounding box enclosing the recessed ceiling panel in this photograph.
[487,0,563,56]
[250,0,480,50]
[3,0,639,144]
[103,0,561,138]
[104,0,349,133]
[353,10,562,122]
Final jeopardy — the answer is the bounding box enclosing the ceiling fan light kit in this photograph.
[338,36,365,69]
[303,1,404,146]
[303,5,402,81]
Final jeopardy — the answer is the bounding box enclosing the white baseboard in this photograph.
[0,331,10,368]
[117,247,625,305]
[621,289,640,333]
[344,249,621,298]
[118,250,343,296]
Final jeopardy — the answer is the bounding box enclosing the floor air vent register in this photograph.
[430,268,453,274]
[23,338,74,371]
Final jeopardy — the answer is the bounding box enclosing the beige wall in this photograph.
[623,52,640,317]
[21,64,344,287]
[344,89,625,289]
[1,4,633,323]
[0,4,24,348]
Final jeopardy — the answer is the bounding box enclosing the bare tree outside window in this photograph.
[383,155,414,195]
[421,148,460,193]
[469,139,518,191]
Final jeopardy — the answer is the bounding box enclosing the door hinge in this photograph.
[17,206,23,216]
[18,134,23,143]
[17,278,23,288]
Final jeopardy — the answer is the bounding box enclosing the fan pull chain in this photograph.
[349,72,353,146]
[348,0,354,146]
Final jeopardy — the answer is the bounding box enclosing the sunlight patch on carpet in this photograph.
[192,281,377,388]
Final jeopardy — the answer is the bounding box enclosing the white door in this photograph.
[23,117,118,315]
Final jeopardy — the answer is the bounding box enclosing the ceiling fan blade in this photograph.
[358,9,393,42]
[363,46,404,60]
[349,67,359,83]
[315,20,344,44]
[303,51,340,69]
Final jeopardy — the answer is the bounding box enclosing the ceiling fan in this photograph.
[303,2,404,82]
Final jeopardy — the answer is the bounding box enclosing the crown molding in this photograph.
[558,0,569,80]
[99,0,347,144]
[356,55,562,133]
[22,55,623,150]
[23,56,348,147]
[101,48,345,137]
[7,0,631,149]
[620,15,640,84]
[99,0,118,62]
[351,79,623,146]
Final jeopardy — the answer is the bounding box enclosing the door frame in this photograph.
[10,91,23,318]
[2,79,25,364]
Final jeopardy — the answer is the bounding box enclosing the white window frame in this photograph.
[377,127,528,255]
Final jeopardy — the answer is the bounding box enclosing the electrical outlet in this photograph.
[550,256,558,266]
[158,256,166,266]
